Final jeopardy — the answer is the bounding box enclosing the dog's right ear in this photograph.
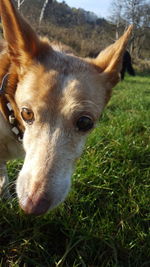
[0,0,50,67]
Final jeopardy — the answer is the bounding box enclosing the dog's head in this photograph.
[0,0,132,215]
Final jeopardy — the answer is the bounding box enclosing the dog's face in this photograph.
[15,53,107,214]
[0,0,132,215]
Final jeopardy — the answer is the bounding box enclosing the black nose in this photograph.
[19,195,51,215]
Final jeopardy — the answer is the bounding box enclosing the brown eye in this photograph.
[76,116,94,132]
[21,108,34,124]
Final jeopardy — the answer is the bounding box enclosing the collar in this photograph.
[5,100,24,142]
[0,73,9,95]
[0,73,24,143]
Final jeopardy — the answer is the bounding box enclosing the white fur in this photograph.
[16,121,85,210]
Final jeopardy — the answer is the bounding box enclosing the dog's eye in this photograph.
[76,116,94,132]
[21,108,34,124]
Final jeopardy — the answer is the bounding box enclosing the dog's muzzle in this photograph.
[19,194,51,215]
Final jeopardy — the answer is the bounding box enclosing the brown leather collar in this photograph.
[0,73,24,143]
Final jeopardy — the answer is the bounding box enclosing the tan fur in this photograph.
[0,0,132,215]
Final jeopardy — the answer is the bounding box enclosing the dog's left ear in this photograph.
[0,0,50,67]
[89,26,133,87]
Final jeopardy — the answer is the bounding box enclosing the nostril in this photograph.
[19,195,51,215]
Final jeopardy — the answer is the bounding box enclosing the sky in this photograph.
[57,0,113,18]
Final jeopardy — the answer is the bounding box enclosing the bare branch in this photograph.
[15,0,25,10]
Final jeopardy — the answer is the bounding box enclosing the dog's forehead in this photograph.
[17,51,100,107]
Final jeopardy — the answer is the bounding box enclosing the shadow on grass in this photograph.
[1,198,150,266]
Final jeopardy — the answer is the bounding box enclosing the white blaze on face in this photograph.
[16,120,86,214]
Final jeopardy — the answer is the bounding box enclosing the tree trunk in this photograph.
[39,0,52,25]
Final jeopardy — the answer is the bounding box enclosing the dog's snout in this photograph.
[20,195,51,215]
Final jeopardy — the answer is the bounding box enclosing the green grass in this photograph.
[0,74,150,267]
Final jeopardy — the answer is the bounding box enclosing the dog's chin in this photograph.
[16,175,71,216]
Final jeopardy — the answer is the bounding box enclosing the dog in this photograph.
[120,50,135,80]
[0,0,132,215]
[88,50,135,80]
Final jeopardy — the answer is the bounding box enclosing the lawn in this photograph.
[0,74,150,267]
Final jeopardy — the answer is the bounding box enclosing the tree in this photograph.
[109,0,125,39]
[39,0,53,25]
[109,0,150,57]
[15,0,25,10]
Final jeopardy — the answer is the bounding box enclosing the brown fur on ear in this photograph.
[0,0,51,66]
[89,26,133,86]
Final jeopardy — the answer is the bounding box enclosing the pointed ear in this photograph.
[89,26,133,87]
[0,0,50,67]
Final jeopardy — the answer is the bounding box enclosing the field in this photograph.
[0,74,150,266]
